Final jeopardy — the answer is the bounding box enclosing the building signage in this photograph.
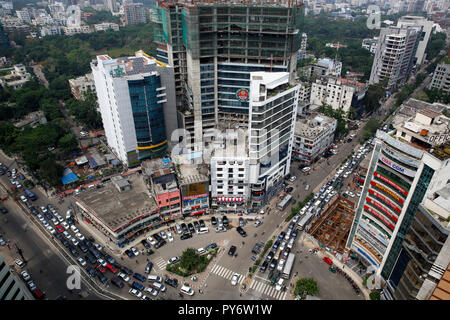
[373,172,408,197]
[378,155,416,178]
[358,220,389,247]
[370,182,404,204]
[366,197,398,223]
[368,189,402,214]
[182,193,209,201]
[382,145,420,167]
[364,205,395,231]
[236,88,249,102]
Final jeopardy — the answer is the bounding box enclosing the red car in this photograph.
[106,264,118,274]
[55,225,65,233]
[95,265,106,273]
[323,257,333,265]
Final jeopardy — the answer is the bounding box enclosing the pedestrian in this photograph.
[136,260,139,264]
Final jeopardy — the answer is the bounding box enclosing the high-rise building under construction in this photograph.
[151,0,303,150]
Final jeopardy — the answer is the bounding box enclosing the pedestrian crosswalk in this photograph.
[248,278,288,300]
[210,264,244,283]
[154,257,167,270]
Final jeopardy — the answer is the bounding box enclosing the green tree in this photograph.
[294,278,318,297]
[362,118,380,141]
[38,158,64,187]
[58,133,78,155]
[179,248,202,273]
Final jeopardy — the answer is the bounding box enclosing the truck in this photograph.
[277,194,292,211]
[298,212,313,231]
[282,253,295,279]
[24,189,37,201]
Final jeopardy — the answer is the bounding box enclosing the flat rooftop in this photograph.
[295,113,337,139]
[172,154,209,185]
[75,174,158,232]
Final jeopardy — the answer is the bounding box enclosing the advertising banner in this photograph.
[366,197,398,222]
[378,155,416,177]
[370,181,405,204]
[364,205,395,231]
[368,189,402,214]
[374,172,408,196]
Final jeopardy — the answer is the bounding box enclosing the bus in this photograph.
[298,212,313,230]
[24,189,37,201]
[277,194,292,211]
[282,253,295,279]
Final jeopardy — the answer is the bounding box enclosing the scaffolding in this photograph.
[309,197,356,255]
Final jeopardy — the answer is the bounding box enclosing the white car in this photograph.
[144,287,158,296]
[51,218,59,226]
[275,278,285,291]
[168,256,179,264]
[277,259,286,271]
[71,238,79,246]
[63,231,70,238]
[292,215,300,223]
[130,247,139,256]
[70,225,79,233]
[118,272,130,282]
[61,221,70,229]
[15,259,26,268]
[93,243,102,251]
[180,285,194,296]
[56,215,64,222]
[167,232,174,243]
[97,259,107,267]
[20,270,31,281]
[215,226,226,233]
[20,195,27,202]
[76,232,85,241]
[289,175,297,182]
[253,220,263,227]
[129,288,142,298]
[160,231,167,239]
[279,241,286,252]
[302,167,311,173]
[42,220,49,227]
[77,257,87,266]
[175,223,182,234]
[348,192,355,198]
[357,191,362,197]
[40,206,47,213]
[147,237,157,246]
[47,226,56,234]
[231,274,239,286]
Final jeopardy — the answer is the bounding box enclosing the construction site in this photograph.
[308,196,356,255]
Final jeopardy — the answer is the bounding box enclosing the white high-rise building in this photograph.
[91,51,177,166]
[248,72,300,208]
[397,15,434,66]
[369,26,421,90]
[210,72,300,211]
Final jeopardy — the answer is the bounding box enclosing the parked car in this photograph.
[141,239,150,249]
[211,217,217,226]
[168,256,180,264]
[253,220,263,227]
[180,233,192,240]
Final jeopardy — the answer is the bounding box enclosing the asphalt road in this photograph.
[0,185,100,300]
